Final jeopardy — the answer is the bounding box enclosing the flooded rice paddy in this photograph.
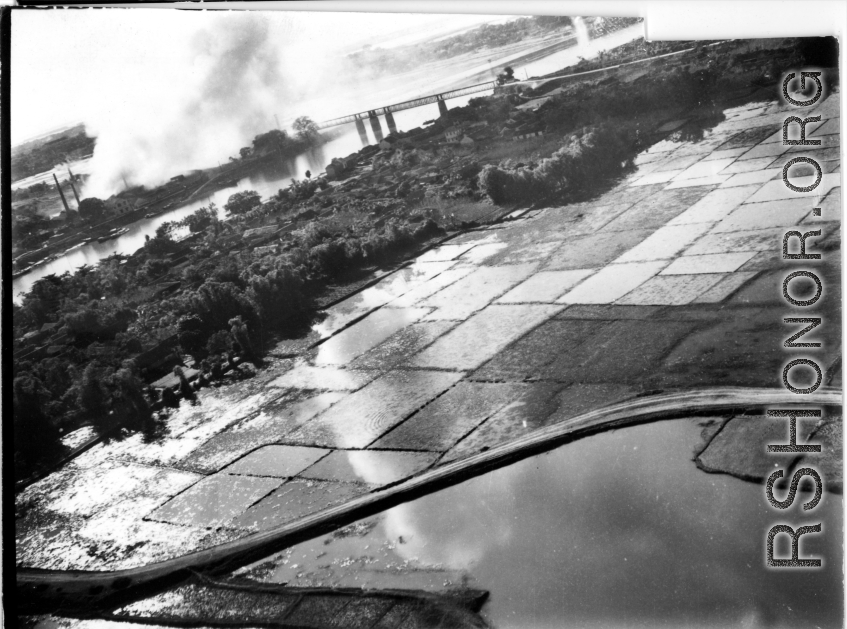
[286,369,465,449]
[311,260,455,339]
[234,419,843,629]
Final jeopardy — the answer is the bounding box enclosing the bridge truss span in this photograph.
[316,80,498,130]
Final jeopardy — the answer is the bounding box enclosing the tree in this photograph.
[532,15,572,28]
[205,329,233,356]
[246,264,306,333]
[78,197,107,222]
[156,221,178,239]
[287,178,318,201]
[182,203,219,233]
[144,227,180,256]
[14,375,62,469]
[113,363,152,430]
[293,116,320,142]
[177,314,208,357]
[478,164,511,204]
[173,366,195,401]
[78,361,112,433]
[139,258,170,280]
[188,281,260,334]
[19,273,65,328]
[252,129,289,156]
[65,304,135,342]
[229,315,257,362]
[239,146,253,160]
[64,307,102,341]
[224,190,262,215]
[161,386,179,408]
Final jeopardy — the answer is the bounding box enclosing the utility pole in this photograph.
[67,165,81,204]
[53,173,71,214]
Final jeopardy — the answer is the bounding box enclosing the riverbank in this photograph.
[11,141,335,280]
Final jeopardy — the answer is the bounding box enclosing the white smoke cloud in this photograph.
[67,10,518,200]
[82,13,290,199]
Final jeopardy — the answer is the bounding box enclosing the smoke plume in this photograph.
[82,13,289,199]
[77,11,516,200]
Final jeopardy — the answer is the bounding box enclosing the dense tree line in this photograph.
[12,181,442,480]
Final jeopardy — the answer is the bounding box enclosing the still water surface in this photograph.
[236,419,842,629]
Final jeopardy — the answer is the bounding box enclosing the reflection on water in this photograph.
[314,306,430,365]
[311,260,454,339]
[237,419,842,629]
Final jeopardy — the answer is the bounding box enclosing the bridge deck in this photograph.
[316,80,498,129]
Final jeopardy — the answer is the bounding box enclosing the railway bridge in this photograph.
[315,80,500,146]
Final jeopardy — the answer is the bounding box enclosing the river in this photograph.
[12,22,643,302]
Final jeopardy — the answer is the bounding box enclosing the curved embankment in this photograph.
[18,386,842,615]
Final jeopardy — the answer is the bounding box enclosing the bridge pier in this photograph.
[354,118,369,147]
[385,111,398,136]
[368,112,384,143]
[437,98,449,118]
